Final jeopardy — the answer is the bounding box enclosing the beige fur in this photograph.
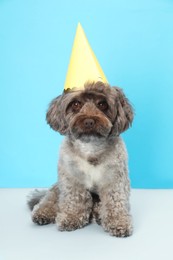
[28,81,134,237]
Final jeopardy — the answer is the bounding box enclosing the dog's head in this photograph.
[46,82,133,140]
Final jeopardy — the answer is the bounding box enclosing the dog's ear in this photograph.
[46,95,68,134]
[111,87,134,135]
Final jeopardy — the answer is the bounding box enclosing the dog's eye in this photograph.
[71,100,82,112]
[97,101,108,111]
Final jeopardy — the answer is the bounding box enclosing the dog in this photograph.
[28,81,134,237]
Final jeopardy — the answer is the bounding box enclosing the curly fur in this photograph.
[28,81,134,237]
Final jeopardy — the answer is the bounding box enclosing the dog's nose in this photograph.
[83,118,95,129]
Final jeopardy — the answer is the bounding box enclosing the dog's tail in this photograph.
[27,189,47,210]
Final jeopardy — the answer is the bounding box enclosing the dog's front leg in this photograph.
[56,182,93,231]
[99,180,133,237]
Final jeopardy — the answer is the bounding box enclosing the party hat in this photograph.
[64,23,108,91]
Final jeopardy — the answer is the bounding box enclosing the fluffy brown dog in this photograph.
[28,81,134,237]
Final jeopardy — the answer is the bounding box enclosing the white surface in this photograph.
[0,189,173,260]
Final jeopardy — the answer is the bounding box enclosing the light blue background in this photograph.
[0,0,173,188]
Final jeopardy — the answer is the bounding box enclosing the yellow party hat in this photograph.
[64,23,108,91]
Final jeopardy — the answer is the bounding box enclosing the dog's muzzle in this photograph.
[69,115,112,138]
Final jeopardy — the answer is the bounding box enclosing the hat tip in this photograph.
[77,22,83,30]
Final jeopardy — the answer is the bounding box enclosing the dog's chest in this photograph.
[77,157,104,190]
[62,138,113,190]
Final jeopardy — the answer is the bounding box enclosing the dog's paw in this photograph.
[56,213,90,231]
[32,214,53,225]
[102,214,133,237]
[110,221,133,237]
[32,206,56,225]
